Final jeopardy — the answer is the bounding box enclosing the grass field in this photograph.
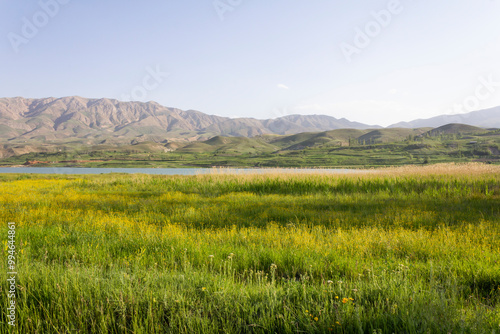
[1,164,500,333]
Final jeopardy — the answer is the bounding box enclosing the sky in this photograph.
[1,0,500,127]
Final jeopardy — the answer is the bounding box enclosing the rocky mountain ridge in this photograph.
[0,97,378,143]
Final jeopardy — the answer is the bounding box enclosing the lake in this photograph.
[0,167,366,175]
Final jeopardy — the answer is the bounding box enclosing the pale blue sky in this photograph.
[1,0,499,126]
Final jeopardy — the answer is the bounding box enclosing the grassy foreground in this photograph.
[1,164,500,333]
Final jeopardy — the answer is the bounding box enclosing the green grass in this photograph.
[1,164,500,333]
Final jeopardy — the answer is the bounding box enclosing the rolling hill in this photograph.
[423,123,488,137]
[167,127,450,154]
[357,128,431,144]
[1,123,499,166]
[178,136,278,154]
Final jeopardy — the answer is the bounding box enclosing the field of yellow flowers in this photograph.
[1,164,499,333]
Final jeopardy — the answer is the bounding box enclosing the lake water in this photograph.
[0,167,365,175]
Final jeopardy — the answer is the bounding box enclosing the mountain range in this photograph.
[0,97,499,146]
[389,106,500,129]
[0,97,377,144]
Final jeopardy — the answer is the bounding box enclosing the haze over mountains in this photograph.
[389,107,500,129]
[0,97,499,145]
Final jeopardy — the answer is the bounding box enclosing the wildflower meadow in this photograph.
[1,164,499,333]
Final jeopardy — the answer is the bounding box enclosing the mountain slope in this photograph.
[423,124,488,137]
[262,115,380,134]
[178,136,278,154]
[358,128,430,144]
[2,97,499,147]
[0,97,379,143]
[389,107,500,129]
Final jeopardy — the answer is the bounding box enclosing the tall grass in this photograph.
[1,163,499,333]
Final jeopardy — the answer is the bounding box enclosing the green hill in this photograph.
[424,123,487,137]
[266,129,369,150]
[176,142,213,153]
[2,123,499,167]
[178,136,278,154]
[264,132,320,148]
[358,128,429,144]
[321,129,369,141]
